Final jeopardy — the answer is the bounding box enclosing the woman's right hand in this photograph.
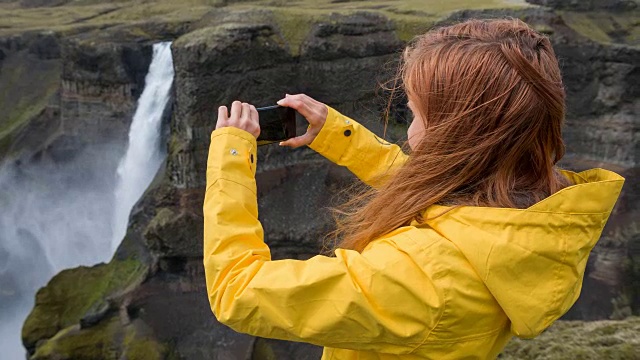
[276,93,328,148]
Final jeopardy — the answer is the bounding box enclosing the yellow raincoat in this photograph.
[204,106,624,359]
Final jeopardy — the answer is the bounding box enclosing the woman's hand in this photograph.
[277,94,328,148]
[216,101,260,139]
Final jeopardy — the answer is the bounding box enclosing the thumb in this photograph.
[279,132,315,149]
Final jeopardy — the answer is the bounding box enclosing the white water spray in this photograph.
[112,42,174,252]
[0,41,174,358]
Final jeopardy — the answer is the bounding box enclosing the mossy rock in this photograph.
[144,206,203,258]
[560,10,640,45]
[252,338,277,360]
[32,317,167,360]
[22,259,149,353]
[499,317,640,360]
[0,49,60,160]
[0,1,532,46]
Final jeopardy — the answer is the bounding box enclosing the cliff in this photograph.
[0,0,637,358]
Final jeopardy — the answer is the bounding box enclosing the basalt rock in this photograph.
[0,34,154,164]
[300,12,403,61]
[526,0,639,11]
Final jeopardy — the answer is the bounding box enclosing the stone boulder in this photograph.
[526,0,639,11]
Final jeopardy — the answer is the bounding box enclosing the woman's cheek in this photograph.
[407,119,420,150]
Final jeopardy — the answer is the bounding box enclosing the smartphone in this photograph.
[256,105,297,146]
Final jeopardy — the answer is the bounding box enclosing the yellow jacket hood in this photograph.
[422,168,625,338]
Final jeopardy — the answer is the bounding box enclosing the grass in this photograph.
[270,8,328,56]
[0,51,61,138]
[560,10,640,45]
[499,317,640,360]
[0,0,532,39]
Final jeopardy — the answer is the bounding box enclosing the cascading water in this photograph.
[112,42,174,252]
[0,41,174,359]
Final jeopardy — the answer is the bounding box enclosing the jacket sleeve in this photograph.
[204,127,441,354]
[308,106,409,188]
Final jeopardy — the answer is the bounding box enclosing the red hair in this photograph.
[328,18,570,254]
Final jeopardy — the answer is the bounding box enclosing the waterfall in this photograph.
[111,42,174,252]
[0,42,174,358]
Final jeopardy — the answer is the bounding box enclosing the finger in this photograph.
[230,100,243,121]
[300,93,322,106]
[279,132,315,149]
[279,96,315,122]
[216,106,229,129]
[249,105,259,124]
[241,102,251,117]
[241,102,252,125]
[277,93,304,108]
[287,94,325,119]
[250,105,260,137]
[241,102,260,137]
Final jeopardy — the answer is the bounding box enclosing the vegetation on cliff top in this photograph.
[499,317,640,359]
[0,0,530,39]
[560,10,640,45]
[1,0,638,52]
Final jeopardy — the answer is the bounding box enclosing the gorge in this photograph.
[0,0,637,359]
[0,40,174,358]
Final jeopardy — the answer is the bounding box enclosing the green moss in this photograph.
[168,135,183,156]
[271,9,322,56]
[560,11,640,45]
[124,338,166,360]
[499,317,640,360]
[173,24,241,48]
[0,51,61,154]
[22,259,149,351]
[147,207,177,233]
[31,317,168,360]
[123,321,167,360]
[32,320,119,360]
[266,0,532,51]
[252,338,277,360]
[532,23,554,35]
[392,16,435,43]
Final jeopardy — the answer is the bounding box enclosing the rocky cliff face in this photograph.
[527,0,639,11]
[0,0,636,358]
[0,32,156,162]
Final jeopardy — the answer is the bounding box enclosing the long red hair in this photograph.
[327,18,570,254]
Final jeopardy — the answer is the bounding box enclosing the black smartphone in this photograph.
[256,105,297,146]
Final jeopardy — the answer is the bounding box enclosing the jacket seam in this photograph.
[544,215,569,327]
[426,326,506,344]
[446,208,615,216]
[525,179,624,209]
[205,177,256,196]
[211,128,257,146]
[523,210,612,215]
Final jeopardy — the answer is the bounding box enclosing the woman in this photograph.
[203,19,624,359]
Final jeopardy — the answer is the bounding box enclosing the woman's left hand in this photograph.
[216,101,260,139]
